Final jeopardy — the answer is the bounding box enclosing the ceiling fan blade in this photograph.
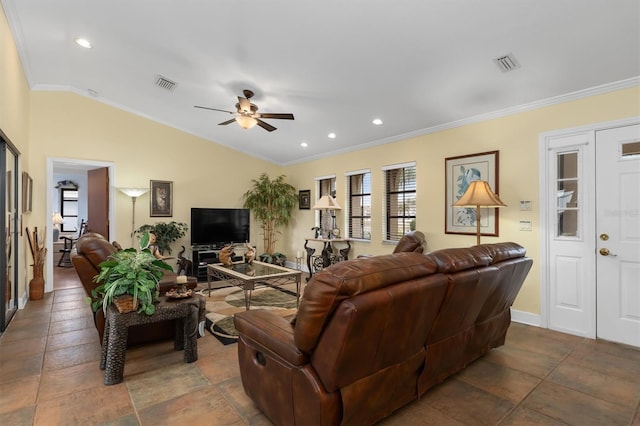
[256,113,295,120]
[194,105,234,114]
[256,119,277,132]
[237,97,252,113]
[218,118,236,126]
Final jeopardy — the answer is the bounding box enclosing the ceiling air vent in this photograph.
[494,53,520,72]
[155,75,177,91]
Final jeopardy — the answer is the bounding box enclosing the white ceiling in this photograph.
[3,1,639,165]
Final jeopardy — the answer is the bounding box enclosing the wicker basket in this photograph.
[113,295,138,313]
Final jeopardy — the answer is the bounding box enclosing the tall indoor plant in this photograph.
[134,221,188,255]
[243,173,297,265]
[91,232,173,315]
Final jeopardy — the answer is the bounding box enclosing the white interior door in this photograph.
[595,124,640,347]
[546,132,596,338]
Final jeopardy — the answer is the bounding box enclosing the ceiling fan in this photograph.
[194,89,294,132]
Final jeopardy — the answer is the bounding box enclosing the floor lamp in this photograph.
[452,180,506,245]
[118,187,149,247]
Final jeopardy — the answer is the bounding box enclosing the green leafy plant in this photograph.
[91,232,173,315]
[134,221,188,255]
[243,173,297,265]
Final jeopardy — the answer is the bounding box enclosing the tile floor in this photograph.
[1,267,639,425]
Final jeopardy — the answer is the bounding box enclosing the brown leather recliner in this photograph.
[71,232,196,346]
[234,242,532,425]
[357,230,427,259]
[392,230,426,253]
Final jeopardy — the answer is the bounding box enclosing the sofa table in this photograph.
[100,294,205,385]
[304,238,351,281]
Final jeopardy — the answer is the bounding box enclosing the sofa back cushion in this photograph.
[310,272,448,391]
[295,252,439,353]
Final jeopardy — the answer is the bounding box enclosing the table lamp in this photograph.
[52,212,64,241]
[452,180,506,245]
[312,195,342,238]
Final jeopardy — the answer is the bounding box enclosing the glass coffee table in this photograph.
[206,260,303,310]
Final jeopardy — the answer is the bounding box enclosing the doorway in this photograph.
[540,118,640,347]
[46,158,115,294]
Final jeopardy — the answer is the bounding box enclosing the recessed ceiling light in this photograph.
[300,142,308,148]
[372,118,383,125]
[328,133,336,139]
[75,38,93,49]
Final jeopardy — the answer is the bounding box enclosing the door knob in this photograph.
[599,248,617,257]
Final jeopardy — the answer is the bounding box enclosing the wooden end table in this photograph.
[100,294,205,385]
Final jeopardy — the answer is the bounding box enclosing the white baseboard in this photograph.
[511,309,542,328]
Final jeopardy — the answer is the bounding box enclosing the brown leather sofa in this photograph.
[71,232,197,346]
[234,242,532,425]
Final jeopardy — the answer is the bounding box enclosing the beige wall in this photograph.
[1,6,32,300]
[29,91,281,250]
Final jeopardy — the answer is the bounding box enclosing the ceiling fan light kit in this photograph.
[195,89,294,132]
[236,115,258,129]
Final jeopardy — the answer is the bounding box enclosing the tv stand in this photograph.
[191,244,247,281]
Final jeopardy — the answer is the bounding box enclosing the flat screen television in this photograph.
[190,208,250,246]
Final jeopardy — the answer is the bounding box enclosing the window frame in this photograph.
[346,169,371,240]
[383,162,416,241]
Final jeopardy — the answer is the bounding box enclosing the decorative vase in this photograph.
[29,264,44,300]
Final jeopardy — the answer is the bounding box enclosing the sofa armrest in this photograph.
[234,309,308,366]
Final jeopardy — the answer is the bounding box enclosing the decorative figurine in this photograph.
[244,242,256,264]
[219,244,235,266]
[311,226,320,238]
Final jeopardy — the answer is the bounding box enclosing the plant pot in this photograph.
[29,265,44,300]
[114,295,138,313]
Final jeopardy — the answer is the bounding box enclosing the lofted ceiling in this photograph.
[3,0,639,165]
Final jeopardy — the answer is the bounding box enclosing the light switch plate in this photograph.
[519,201,532,211]
[519,220,532,231]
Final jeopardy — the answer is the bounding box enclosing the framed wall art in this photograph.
[299,190,311,210]
[445,150,500,237]
[21,171,33,213]
[150,180,173,217]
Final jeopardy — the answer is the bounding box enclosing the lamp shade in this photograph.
[236,116,258,129]
[452,181,506,208]
[118,187,149,198]
[52,212,64,225]
[312,195,342,210]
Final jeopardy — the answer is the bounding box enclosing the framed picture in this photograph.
[150,180,173,217]
[21,171,33,213]
[445,150,500,237]
[299,190,311,210]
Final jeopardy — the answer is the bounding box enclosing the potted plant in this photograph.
[91,232,173,316]
[243,173,298,265]
[134,221,188,255]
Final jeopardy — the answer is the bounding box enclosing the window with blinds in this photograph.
[348,172,371,239]
[385,164,416,241]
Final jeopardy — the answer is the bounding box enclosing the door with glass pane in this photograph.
[1,132,19,332]
[547,131,596,338]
